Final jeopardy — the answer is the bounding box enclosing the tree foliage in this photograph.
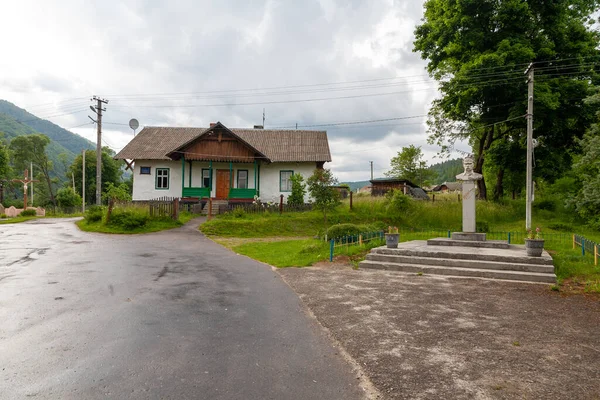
[68,147,125,204]
[287,173,306,206]
[103,182,132,203]
[9,134,57,207]
[385,145,436,186]
[414,0,600,199]
[56,187,82,208]
[307,168,340,225]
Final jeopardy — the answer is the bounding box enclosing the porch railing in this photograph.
[228,188,257,199]
[182,187,210,198]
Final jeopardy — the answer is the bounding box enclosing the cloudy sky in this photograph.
[0,0,469,182]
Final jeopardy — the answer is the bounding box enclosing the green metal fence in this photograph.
[329,231,385,261]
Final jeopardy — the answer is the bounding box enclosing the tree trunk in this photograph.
[42,168,56,207]
[473,126,495,201]
[493,168,504,201]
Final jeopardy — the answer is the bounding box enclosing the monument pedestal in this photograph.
[451,232,486,242]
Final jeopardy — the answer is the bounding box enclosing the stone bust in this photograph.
[456,154,483,181]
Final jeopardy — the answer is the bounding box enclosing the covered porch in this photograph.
[169,122,267,201]
[180,158,260,200]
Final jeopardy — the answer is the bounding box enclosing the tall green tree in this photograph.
[68,147,124,205]
[414,0,600,199]
[287,173,306,206]
[0,135,10,204]
[307,168,340,226]
[10,134,57,207]
[385,145,436,186]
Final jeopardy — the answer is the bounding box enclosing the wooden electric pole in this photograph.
[525,64,534,231]
[90,96,108,205]
[82,150,86,214]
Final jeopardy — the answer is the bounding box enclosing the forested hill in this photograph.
[0,100,95,179]
[429,158,462,183]
[0,100,94,155]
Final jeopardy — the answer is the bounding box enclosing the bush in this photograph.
[108,210,149,229]
[20,209,37,217]
[548,223,573,232]
[476,221,489,233]
[232,206,246,218]
[533,199,556,211]
[288,174,306,206]
[326,223,364,239]
[0,213,7,218]
[56,187,82,208]
[84,206,104,223]
[385,189,412,213]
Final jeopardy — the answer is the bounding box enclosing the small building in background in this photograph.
[330,185,350,199]
[432,181,462,193]
[357,185,372,194]
[369,178,429,200]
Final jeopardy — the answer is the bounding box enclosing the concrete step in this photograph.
[359,260,556,283]
[427,238,510,249]
[371,247,554,265]
[365,253,555,274]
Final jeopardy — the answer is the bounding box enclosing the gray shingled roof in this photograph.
[114,126,332,162]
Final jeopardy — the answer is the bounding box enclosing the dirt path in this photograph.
[278,264,600,399]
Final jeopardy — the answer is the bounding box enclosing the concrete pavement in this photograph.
[0,218,368,399]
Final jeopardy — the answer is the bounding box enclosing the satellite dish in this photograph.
[129,118,139,131]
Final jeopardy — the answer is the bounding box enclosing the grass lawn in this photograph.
[77,209,198,234]
[202,196,600,292]
[0,216,39,224]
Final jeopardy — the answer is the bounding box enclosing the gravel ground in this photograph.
[278,264,600,400]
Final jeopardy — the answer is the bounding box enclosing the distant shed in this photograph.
[370,178,429,200]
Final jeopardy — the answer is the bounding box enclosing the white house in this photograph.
[114,122,331,203]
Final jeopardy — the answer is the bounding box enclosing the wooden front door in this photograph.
[216,169,230,199]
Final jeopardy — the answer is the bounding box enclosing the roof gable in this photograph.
[166,122,268,162]
[115,124,332,163]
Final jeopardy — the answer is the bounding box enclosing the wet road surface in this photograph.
[0,218,365,399]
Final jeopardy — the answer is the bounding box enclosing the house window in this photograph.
[280,170,293,192]
[156,168,169,190]
[237,170,248,189]
[202,169,211,188]
[140,166,151,175]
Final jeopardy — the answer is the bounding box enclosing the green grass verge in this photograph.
[203,197,600,291]
[0,216,39,224]
[76,211,198,234]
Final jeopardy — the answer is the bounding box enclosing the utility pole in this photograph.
[81,149,85,213]
[82,150,86,214]
[525,64,534,231]
[90,96,108,205]
[30,162,34,206]
[262,108,265,127]
[369,161,374,180]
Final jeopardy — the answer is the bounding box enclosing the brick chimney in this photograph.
[210,122,217,128]
[253,125,264,129]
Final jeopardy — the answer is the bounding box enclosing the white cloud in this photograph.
[0,0,469,183]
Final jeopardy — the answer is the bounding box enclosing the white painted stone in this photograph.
[0,204,4,215]
[6,206,19,218]
[35,207,45,216]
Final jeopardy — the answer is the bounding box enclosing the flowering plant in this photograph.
[387,226,399,234]
[527,227,542,240]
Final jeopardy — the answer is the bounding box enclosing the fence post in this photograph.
[349,191,353,210]
[595,244,598,266]
[106,198,114,223]
[172,198,179,220]
[447,230,450,238]
[432,194,435,202]
[329,239,334,262]
[359,234,362,246]
[573,234,575,249]
[279,194,284,214]
[508,232,511,244]
[582,239,585,256]
[458,194,461,202]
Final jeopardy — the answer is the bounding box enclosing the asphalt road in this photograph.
[0,218,365,400]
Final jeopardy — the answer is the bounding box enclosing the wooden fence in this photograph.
[148,196,179,220]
